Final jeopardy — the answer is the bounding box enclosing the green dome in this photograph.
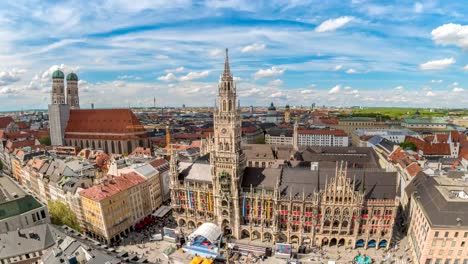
[66,72,78,81]
[52,70,65,79]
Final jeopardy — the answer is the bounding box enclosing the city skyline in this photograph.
[0,0,468,111]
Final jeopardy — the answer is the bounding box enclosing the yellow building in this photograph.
[79,173,147,243]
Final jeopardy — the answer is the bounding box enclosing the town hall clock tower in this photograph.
[211,49,246,239]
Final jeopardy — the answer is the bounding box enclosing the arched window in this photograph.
[334,208,340,215]
[222,100,226,111]
[343,209,349,216]
[325,207,331,215]
[225,143,229,151]
[228,100,232,111]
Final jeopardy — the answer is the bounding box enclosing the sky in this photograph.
[0,0,467,111]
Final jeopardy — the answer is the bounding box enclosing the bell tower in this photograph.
[48,69,70,146]
[212,49,245,238]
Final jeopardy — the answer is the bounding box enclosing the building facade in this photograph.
[79,173,152,243]
[48,70,149,154]
[406,174,468,264]
[170,51,398,249]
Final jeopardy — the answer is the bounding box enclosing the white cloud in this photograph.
[113,81,126,87]
[209,49,223,57]
[413,2,423,13]
[301,90,312,94]
[419,58,455,70]
[270,91,284,98]
[453,87,465,93]
[431,23,468,49]
[328,85,341,94]
[394,86,404,90]
[464,65,468,71]
[0,69,26,86]
[233,76,242,82]
[426,91,435,97]
[254,66,285,80]
[346,68,357,74]
[315,16,354,33]
[158,73,177,82]
[241,43,266,53]
[333,65,343,71]
[451,82,459,87]
[165,67,185,73]
[431,80,443,83]
[155,54,169,60]
[179,71,210,81]
[268,79,283,86]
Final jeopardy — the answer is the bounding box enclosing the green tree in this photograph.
[39,135,51,146]
[399,141,417,151]
[255,136,266,144]
[48,200,81,232]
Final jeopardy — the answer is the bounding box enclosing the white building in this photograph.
[352,128,419,147]
[265,123,348,147]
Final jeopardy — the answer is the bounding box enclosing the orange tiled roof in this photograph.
[65,109,146,135]
[405,162,422,177]
[149,158,168,168]
[79,172,146,201]
[0,116,14,129]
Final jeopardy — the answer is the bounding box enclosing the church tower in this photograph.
[284,104,291,123]
[66,72,80,109]
[211,49,246,238]
[48,70,70,146]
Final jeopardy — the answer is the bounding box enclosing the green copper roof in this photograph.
[52,70,65,79]
[66,72,78,81]
[0,195,42,220]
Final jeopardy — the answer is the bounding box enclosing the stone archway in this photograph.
[378,240,388,249]
[321,237,329,246]
[278,233,288,243]
[178,219,186,227]
[356,239,365,248]
[252,230,261,240]
[367,239,376,248]
[188,220,195,229]
[241,230,250,239]
[263,232,272,243]
[338,238,345,247]
[330,238,337,247]
[290,235,300,244]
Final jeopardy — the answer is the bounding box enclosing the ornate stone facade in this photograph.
[170,51,398,250]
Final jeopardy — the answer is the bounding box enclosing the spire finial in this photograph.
[224,48,231,76]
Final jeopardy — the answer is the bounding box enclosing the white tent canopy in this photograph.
[188,223,222,244]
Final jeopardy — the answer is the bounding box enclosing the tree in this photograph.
[399,141,417,151]
[255,136,265,144]
[39,135,51,146]
[48,200,81,232]
[0,159,3,171]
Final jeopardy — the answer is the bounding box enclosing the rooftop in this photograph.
[406,173,468,228]
[0,224,55,259]
[79,172,146,201]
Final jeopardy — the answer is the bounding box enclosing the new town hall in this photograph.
[169,49,399,249]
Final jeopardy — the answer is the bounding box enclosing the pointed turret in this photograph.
[223,48,231,77]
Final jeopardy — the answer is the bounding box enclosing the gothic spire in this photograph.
[223,48,231,77]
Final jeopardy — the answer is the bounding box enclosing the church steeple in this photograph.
[223,48,231,78]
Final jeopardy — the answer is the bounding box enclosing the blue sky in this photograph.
[0,0,467,111]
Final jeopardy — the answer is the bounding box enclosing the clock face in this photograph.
[221,128,227,134]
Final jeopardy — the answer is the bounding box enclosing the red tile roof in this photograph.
[79,173,146,201]
[405,136,451,156]
[149,158,168,168]
[405,162,422,177]
[0,116,14,129]
[5,138,37,153]
[15,121,29,130]
[65,109,146,135]
[129,147,152,157]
